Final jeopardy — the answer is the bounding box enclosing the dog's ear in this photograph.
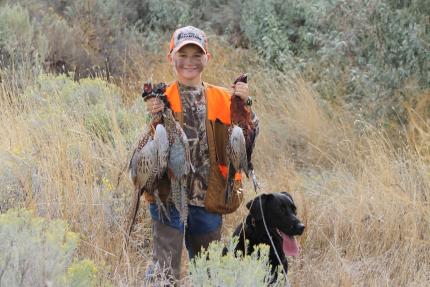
[281,191,294,203]
[246,193,272,221]
[245,197,256,210]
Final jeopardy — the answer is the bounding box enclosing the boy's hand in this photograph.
[145,97,165,115]
[231,82,250,102]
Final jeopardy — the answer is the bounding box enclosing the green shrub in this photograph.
[0,4,32,55]
[188,237,287,286]
[0,154,28,213]
[0,3,47,88]
[22,74,145,145]
[240,0,326,70]
[0,3,47,65]
[239,0,429,121]
[0,209,98,287]
[0,0,151,79]
[64,259,98,287]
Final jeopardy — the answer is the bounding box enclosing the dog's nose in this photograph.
[296,223,305,235]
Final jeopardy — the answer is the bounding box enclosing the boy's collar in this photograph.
[177,80,205,90]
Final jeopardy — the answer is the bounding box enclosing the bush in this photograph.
[0,152,32,214]
[239,0,429,121]
[0,209,98,287]
[188,237,287,286]
[22,74,144,145]
[0,3,47,65]
[64,260,99,287]
[0,3,47,89]
[0,0,152,80]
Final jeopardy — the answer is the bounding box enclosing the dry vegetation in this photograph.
[1,33,430,287]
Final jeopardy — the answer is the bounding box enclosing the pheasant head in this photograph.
[142,82,173,126]
[231,74,253,134]
[142,82,171,111]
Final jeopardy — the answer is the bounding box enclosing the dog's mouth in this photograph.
[277,229,299,257]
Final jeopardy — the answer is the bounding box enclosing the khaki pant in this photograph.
[145,206,221,285]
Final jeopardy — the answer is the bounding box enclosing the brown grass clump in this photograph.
[1,37,429,286]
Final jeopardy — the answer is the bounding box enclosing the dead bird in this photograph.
[127,82,192,237]
[225,74,260,204]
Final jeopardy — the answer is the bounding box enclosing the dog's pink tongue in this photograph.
[280,231,299,257]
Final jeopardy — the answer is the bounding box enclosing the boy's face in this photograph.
[169,44,210,85]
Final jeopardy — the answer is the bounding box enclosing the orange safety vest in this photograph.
[144,81,243,214]
[165,81,242,179]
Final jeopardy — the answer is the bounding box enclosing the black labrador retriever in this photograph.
[232,192,305,280]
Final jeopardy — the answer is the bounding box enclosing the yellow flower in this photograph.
[12,147,22,156]
[102,177,113,192]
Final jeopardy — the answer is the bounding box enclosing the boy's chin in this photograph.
[178,73,202,83]
[182,70,200,77]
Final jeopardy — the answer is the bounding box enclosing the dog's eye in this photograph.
[291,205,297,213]
[281,204,289,211]
[283,203,297,214]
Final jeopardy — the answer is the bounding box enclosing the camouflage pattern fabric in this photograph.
[179,83,210,207]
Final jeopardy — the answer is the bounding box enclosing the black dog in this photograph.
[233,192,305,280]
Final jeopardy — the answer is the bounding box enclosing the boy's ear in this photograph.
[167,53,173,63]
[206,52,212,62]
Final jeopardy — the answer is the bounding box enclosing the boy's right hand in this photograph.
[145,97,165,115]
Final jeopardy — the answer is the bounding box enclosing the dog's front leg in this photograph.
[281,257,288,274]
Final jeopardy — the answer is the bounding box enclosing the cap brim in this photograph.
[171,40,207,55]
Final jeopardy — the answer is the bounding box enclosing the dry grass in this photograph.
[1,37,429,286]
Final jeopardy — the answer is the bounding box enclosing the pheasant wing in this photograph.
[154,124,169,177]
[127,135,158,237]
[230,125,248,173]
[225,125,248,204]
[168,134,190,224]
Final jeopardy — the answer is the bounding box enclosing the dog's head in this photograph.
[246,192,305,256]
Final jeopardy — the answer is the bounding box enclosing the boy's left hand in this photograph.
[231,82,250,103]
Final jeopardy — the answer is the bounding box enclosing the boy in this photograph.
[143,26,257,282]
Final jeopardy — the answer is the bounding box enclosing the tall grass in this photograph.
[1,37,429,286]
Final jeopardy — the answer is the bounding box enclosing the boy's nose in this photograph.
[184,57,196,65]
[178,57,192,66]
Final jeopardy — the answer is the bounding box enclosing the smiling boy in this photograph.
[143,26,258,283]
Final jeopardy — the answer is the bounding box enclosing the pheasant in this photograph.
[127,123,169,236]
[127,82,192,236]
[150,83,193,224]
[225,74,260,204]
